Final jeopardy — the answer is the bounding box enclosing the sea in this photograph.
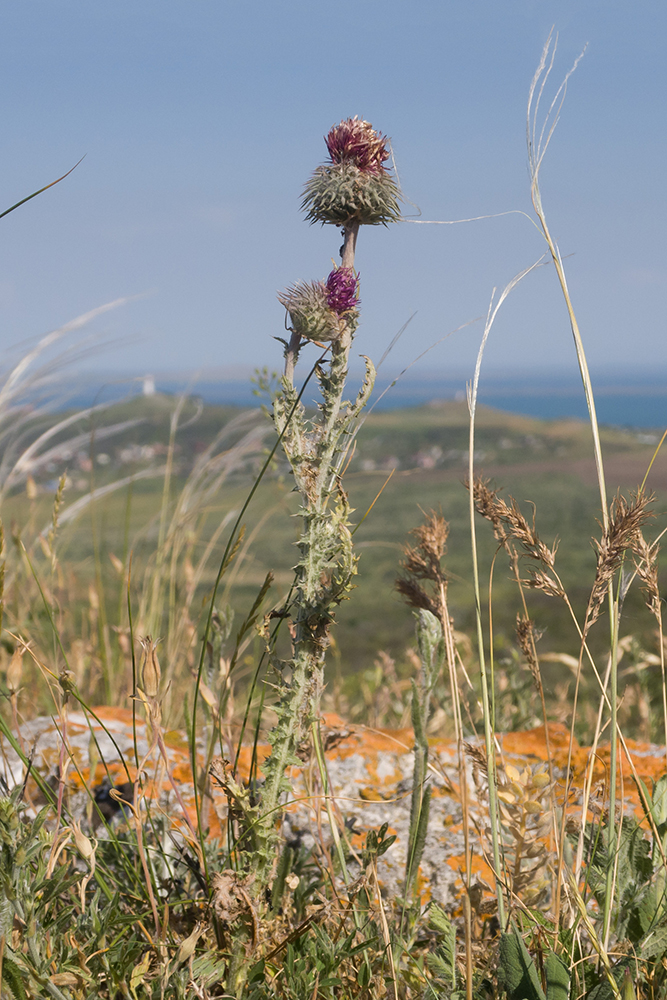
[64,371,667,430]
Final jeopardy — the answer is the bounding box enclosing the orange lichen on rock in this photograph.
[326,724,415,760]
[6,710,667,909]
[501,723,577,763]
[89,706,135,725]
[446,851,495,885]
[234,744,271,782]
[500,724,667,817]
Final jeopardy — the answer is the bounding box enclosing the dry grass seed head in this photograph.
[464,741,488,777]
[589,491,656,624]
[632,531,661,619]
[394,576,440,618]
[471,477,558,573]
[501,497,558,569]
[401,510,449,582]
[526,570,564,599]
[515,614,543,689]
[471,477,508,543]
[396,510,449,617]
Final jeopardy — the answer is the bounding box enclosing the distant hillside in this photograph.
[11,393,662,495]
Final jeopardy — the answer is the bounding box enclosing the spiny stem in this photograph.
[255,224,365,890]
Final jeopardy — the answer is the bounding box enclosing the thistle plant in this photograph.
[254,119,401,887]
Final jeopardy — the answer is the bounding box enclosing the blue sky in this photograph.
[0,1,665,382]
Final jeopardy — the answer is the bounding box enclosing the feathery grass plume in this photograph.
[471,475,562,596]
[0,297,137,502]
[587,491,655,631]
[302,117,401,227]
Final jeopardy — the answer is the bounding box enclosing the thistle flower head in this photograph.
[325,117,390,175]
[325,267,359,314]
[279,271,359,343]
[302,118,401,228]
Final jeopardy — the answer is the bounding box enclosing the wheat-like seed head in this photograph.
[588,492,655,627]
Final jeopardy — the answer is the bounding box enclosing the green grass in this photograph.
[4,396,664,738]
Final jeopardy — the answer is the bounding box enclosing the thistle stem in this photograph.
[284,330,302,384]
[255,218,373,893]
[341,222,359,269]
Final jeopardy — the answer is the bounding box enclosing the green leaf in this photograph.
[646,775,667,827]
[427,904,457,988]
[640,924,667,960]
[191,952,227,987]
[498,928,546,1000]
[587,962,631,1000]
[357,962,371,989]
[2,957,28,1000]
[544,951,569,1000]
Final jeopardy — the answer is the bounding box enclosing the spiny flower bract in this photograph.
[278,268,359,343]
[302,117,401,228]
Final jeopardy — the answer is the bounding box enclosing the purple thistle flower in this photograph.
[325,267,359,314]
[325,117,390,175]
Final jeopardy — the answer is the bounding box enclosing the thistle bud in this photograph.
[279,280,342,343]
[140,636,161,698]
[302,117,401,227]
[279,268,359,344]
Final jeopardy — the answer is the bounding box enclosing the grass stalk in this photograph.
[466,263,541,926]
[527,35,621,942]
